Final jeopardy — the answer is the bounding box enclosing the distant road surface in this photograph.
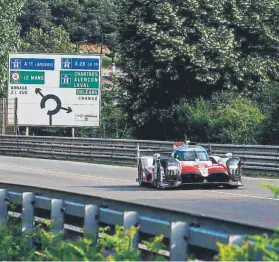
[0,156,278,230]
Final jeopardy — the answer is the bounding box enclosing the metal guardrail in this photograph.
[0,185,272,261]
[0,135,279,173]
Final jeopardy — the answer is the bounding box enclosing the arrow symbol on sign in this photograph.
[35,89,73,126]
[35,88,44,98]
[61,106,72,114]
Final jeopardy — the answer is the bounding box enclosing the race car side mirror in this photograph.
[226,153,232,158]
[153,153,161,160]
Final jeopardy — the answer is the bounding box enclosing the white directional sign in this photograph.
[8,53,101,127]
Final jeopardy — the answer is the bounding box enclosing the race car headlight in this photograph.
[226,157,241,176]
[166,166,179,176]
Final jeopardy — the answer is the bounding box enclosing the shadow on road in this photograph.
[66,185,156,191]
[65,184,240,192]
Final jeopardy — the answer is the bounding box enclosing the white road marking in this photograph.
[0,163,278,201]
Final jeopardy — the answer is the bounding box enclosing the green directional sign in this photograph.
[60,71,99,88]
[10,71,45,85]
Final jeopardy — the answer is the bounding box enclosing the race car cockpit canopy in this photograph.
[172,142,210,161]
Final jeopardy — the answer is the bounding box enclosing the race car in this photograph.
[136,141,243,189]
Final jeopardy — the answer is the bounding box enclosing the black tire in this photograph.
[152,169,162,189]
[152,178,161,189]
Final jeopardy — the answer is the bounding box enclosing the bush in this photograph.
[253,82,279,145]
[137,90,265,143]
[165,91,265,144]
[0,217,167,261]
[183,98,212,142]
[208,93,265,144]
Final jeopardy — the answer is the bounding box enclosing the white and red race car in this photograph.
[136,141,243,189]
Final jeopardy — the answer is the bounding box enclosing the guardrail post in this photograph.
[169,221,188,261]
[84,204,99,242]
[22,192,35,247]
[123,211,139,249]
[0,189,8,225]
[50,199,64,235]
[228,235,244,246]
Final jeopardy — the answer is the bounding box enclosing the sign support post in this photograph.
[72,127,75,138]
[26,127,29,136]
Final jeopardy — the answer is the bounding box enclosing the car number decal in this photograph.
[199,167,209,177]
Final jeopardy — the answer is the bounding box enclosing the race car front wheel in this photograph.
[152,174,162,189]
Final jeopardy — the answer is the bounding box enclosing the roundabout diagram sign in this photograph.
[35,88,72,125]
[8,53,101,127]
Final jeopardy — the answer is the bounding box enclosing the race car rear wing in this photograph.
[136,143,173,160]
[173,141,197,149]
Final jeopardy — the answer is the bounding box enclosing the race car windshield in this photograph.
[176,150,209,161]
[176,151,196,161]
[195,151,209,161]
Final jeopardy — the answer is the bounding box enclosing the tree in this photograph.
[17,0,52,36]
[0,0,25,97]
[48,0,85,42]
[17,0,119,48]
[117,0,279,139]
[20,26,74,53]
[95,0,118,52]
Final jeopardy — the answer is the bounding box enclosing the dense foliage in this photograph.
[117,0,279,139]
[143,91,264,142]
[17,0,118,49]
[253,83,279,145]
[20,26,74,53]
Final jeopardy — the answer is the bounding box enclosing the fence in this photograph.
[0,185,274,261]
[0,135,279,173]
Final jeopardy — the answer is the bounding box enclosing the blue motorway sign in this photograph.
[10,58,55,70]
[61,58,100,70]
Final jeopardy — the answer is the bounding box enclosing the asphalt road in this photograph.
[0,156,278,230]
